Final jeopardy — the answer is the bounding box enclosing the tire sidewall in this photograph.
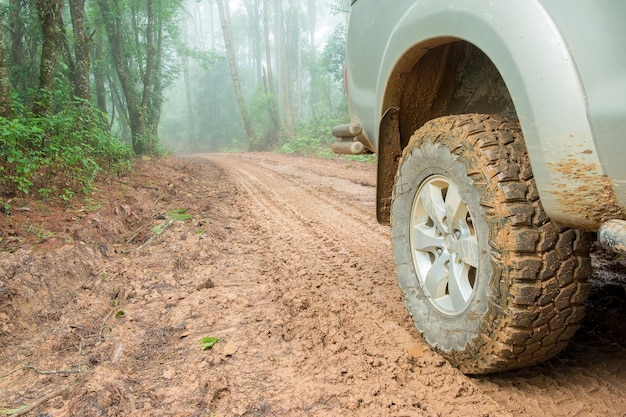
[391,141,492,353]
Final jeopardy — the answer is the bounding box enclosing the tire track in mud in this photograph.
[217,157,390,270]
[211,155,405,336]
[205,153,626,417]
[206,153,512,417]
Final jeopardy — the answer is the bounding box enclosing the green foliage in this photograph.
[200,336,219,350]
[132,133,163,156]
[345,153,377,163]
[167,208,191,221]
[25,221,55,241]
[84,198,103,212]
[151,224,165,235]
[0,102,133,203]
[177,45,224,70]
[0,118,42,195]
[277,112,349,158]
[248,89,280,151]
[321,25,347,85]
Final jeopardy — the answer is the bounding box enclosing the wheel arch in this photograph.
[375,0,616,228]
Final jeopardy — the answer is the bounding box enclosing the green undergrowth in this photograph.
[0,103,133,210]
[276,116,377,163]
[276,117,340,158]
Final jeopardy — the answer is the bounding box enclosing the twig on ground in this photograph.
[150,196,162,216]
[10,376,84,417]
[96,309,115,343]
[0,365,28,379]
[1,345,87,380]
[125,223,146,244]
[0,363,87,380]
[26,364,86,375]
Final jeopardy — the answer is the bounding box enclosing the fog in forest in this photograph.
[160,0,350,155]
[0,0,352,202]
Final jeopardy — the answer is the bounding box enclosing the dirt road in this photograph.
[1,153,625,416]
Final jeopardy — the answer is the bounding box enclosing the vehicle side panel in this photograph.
[347,0,625,228]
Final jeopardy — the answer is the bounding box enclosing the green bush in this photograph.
[0,118,44,196]
[275,112,378,164]
[0,102,133,204]
[276,114,348,158]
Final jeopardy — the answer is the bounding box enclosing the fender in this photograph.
[350,0,621,229]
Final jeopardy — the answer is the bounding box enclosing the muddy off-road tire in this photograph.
[391,114,592,374]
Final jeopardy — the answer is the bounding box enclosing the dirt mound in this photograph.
[1,156,236,416]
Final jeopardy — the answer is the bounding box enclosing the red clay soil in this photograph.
[0,153,625,417]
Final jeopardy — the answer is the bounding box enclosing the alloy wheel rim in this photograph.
[409,175,479,316]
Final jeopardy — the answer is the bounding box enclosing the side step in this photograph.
[331,123,365,155]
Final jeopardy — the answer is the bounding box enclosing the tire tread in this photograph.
[398,114,591,374]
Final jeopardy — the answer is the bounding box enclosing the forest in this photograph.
[0,0,350,207]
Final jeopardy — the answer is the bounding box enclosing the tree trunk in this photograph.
[0,27,13,118]
[97,0,145,153]
[294,0,302,120]
[307,0,318,119]
[58,14,77,84]
[69,0,91,101]
[207,1,216,50]
[262,0,275,96]
[243,0,263,86]
[140,0,156,148]
[93,29,107,113]
[262,0,280,134]
[109,73,131,142]
[33,0,64,116]
[149,4,164,137]
[215,0,255,141]
[192,0,205,51]
[9,0,28,93]
[181,15,196,146]
[274,0,293,136]
[141,0,155,115]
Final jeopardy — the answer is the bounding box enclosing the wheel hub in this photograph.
[409,175,478,316]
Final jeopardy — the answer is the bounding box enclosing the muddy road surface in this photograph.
[1,153,625,417]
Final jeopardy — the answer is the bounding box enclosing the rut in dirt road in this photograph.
[200,153,511,417]
[1,154,624,417]
[204,153,626,417]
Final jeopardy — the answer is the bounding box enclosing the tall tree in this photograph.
[140,0,156,134]
[8,0,28,93]
[181,16,196,145]
[215,0,254,140]
[274,0,293,136]
[148,2,164,136]
[68,0,91,101]
[97,0,144,151]
[96,0,175,153]
[0,26,12,118]
[93,28,108,113]
[293,0,302,120]
[242,0,262,86]
[262,0,280,134]
[33,0,64,116]
[306,0,318,119]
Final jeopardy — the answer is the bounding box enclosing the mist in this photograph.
[159,0,350,155]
